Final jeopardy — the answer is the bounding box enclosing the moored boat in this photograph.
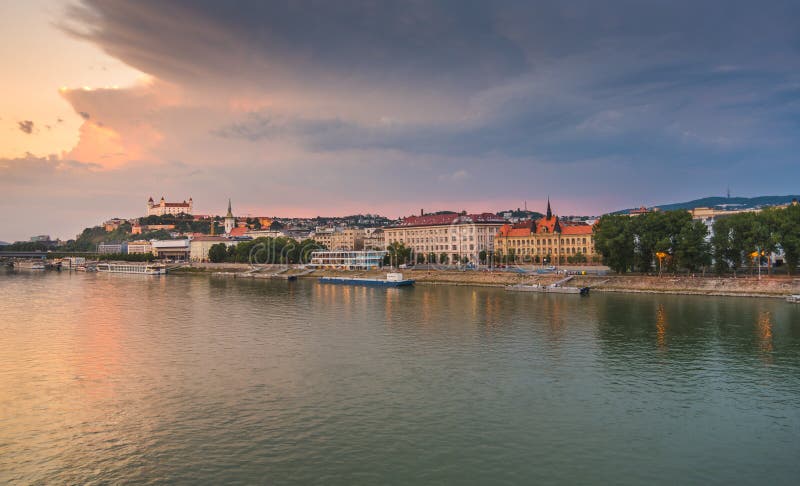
[506,283,590,295]
[787,294,800,303]
[95,262,167,275]
[13,260,46,270]
[319,272,414,287]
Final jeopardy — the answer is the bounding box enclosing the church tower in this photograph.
[224,199,235,235]
[546,197,552,220]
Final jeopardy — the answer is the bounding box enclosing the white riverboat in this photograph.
[787,295,800,303]
[95,262,167,275]
[13,260,46,270]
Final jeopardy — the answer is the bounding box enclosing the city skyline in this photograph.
[3,1,800,241]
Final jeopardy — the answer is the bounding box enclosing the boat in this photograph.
[787,295,800,303]
[13,260,46,270]
[319,272,414,287]
[95,262,167,275]
[506,283,590,295]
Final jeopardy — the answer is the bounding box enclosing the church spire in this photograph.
[546,196,552,220]
[226,198,233,218]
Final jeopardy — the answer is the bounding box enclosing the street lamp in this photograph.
[656,251,667,277]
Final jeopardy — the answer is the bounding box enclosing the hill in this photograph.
[616,195,800,214]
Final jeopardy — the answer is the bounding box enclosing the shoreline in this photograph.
[171,264,800,299]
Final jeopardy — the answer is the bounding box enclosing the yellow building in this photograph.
[495,200,596,264]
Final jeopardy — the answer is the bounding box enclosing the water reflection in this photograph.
[656,304,668,349]
[757,310,774,361]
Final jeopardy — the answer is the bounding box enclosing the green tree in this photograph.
[775,203,800,274]
[674,220,710,272]
[594,214,635,273]
[208,243,228,263]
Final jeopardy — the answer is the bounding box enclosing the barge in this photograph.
[319,272,414,287]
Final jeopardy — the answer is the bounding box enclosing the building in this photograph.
[495,200,596,265]
[132,223,176,235]
[224,199,235,235]
[150,239,190,260]
[190,236,235,262]
[384,212,506,264]
[363,228,385,250]
[314,227,366,251]
[627,206,655,216]
[98,242,126,254]
[127,240,153,254]
[312,227,336,249]
[103,218,125,232]
[147,196,193,216]
[30,235,51,242]
[309,250,387,270]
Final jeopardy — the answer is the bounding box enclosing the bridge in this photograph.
[0,251,98,259]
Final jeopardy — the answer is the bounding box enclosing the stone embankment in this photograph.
[172,264,800,298]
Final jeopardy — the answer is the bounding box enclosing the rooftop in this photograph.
[394,212,505,228]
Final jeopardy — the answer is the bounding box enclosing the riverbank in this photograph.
[171,264,800,298]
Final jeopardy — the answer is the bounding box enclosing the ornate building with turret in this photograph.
[495,199,596,264]
[147,196,193,216]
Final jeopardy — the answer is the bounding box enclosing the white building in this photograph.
[127,240,153,254]
[151,239,190,260]
[98,242,126,254]
[309,250,386,270]
[384,212,506,264]
[190,236,236,262]
[147,196,193,216]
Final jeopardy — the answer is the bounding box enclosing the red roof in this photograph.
[229,227,248,237]
[497,217,593,237]
[396,212,505,227]
[163,202,190,207]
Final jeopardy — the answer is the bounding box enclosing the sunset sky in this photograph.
[2,0,799,242]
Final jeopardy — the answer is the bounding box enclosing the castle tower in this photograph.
[224,199,235,235]
[546,197,552,220]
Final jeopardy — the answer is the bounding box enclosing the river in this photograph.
[1,270,799,484]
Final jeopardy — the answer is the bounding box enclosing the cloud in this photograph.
[21,0,798,225]
[17,120,34,134]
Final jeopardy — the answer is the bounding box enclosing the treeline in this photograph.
[594,204,800,274]
[208,237,325,263]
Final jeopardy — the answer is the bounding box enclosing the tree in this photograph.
[208,243,228,263]
[440,253,449,265]
[674,220,710,272]
[478,250,487,264]
[594,215,635,273]
[776,203,800,274]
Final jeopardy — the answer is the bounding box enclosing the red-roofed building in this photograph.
[228,227,248,238]
[384,211,506,264]
[495,199,597,264]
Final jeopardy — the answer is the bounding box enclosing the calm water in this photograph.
[1,270,799,485]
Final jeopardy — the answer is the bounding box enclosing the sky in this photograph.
[1,0,799,242]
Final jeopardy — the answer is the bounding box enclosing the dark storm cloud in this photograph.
[18,120,34,134]
[61,0,800,202]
